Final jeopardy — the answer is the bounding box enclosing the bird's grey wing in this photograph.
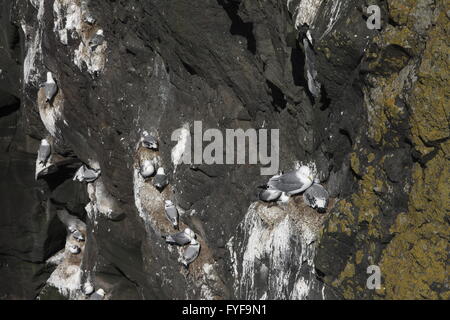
[84,169,99,182]
[89,293,102,300]
[259,189,281,202]
[92,35,104,46]
[165,207,178,223]
[166,232,190,245]
[309,183,329,199]
[38,144,51,163]
[183,244,200,264]
[303,188,316,206]
[268,171,303,192]
[45,83,57,100]
[154,174,168,187]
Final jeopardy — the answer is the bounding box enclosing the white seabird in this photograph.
[182,239,200,267]
[37,139,51,166]
[163,228,195,246]
[73,165,101,183]
[68,244,81,254]
[303,183,329,212]
[140,159,155,178]
[68,225,77,234]
[89,288,105,300]
[267,165,315,196]
[258,187,282,202]
[72,230,85,242]
[89,29,104,51]
[153,167,168,191]
[45,72,58,102]
[140,131,158,150]
[277,192,290,204]
[83,282,95,295]
[164,200,179,229]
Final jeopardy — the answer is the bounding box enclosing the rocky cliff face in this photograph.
[0,0,448,300]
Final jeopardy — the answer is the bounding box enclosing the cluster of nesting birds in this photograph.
[138,133,201,268]
[258,165,330,212]
[36,117,201,269]
[67,224,105,300]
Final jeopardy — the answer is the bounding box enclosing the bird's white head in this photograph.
[143,159,153,167]
[46,72,55,83]
[96,289,105,297]
[83,282,94,295]
[298,165,315,183]
[184,228,195,239]
[190,239,199,245]
[164,200,173,207]
[96,29,104,36]
[142,130,149,137]
[41,139,49,146]
[157,167,165,175]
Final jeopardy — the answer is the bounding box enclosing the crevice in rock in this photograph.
[266,80,287,111]
[217,0,257,54]
[181,60,198,76]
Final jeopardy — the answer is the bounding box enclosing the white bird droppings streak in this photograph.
[171,123,190,172]
[292,0,324,28]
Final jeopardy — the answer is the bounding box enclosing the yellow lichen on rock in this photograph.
[380,146,450,299]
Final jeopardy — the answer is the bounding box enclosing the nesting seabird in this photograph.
[37,139,51,166]
[258,187,282,202]
[182,239,200,267]
[277,192,290,204]
[83,282,95,295]
[140,159,155,178]
[89,289,105,300]
[72,230,85,242]
[73,165,101,183]
[153,167,168,190]
[68,244,81,254]
[163,228,195,246]
[44,72,58,102]
[164,200,179,229]
[267,166,315,196]
[303,183,329,212]
[140,131,158,150]
[89,29,104,51]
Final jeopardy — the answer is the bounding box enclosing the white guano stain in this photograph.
[171,123,190,172]
[231,201,323,300]
[291,0,324,28]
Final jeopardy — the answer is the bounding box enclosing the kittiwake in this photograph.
[153,167,168,191]
[163,228,195,246]
[37,139,51,166]
[303,183,329,212]
[68,225,77,234]
[89,289,105,300]
[83,282,94,295]
[44,72,58,102]
[89,29,104,51]
[72,230,85,242]
[68,244,81,254]
[164,200,179,229]
[258,187,282,202]
[73,165,101,183]
[182,239,200,267]
[140,159,155,178]
[140,131,158,150]
[267,165,315,196]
